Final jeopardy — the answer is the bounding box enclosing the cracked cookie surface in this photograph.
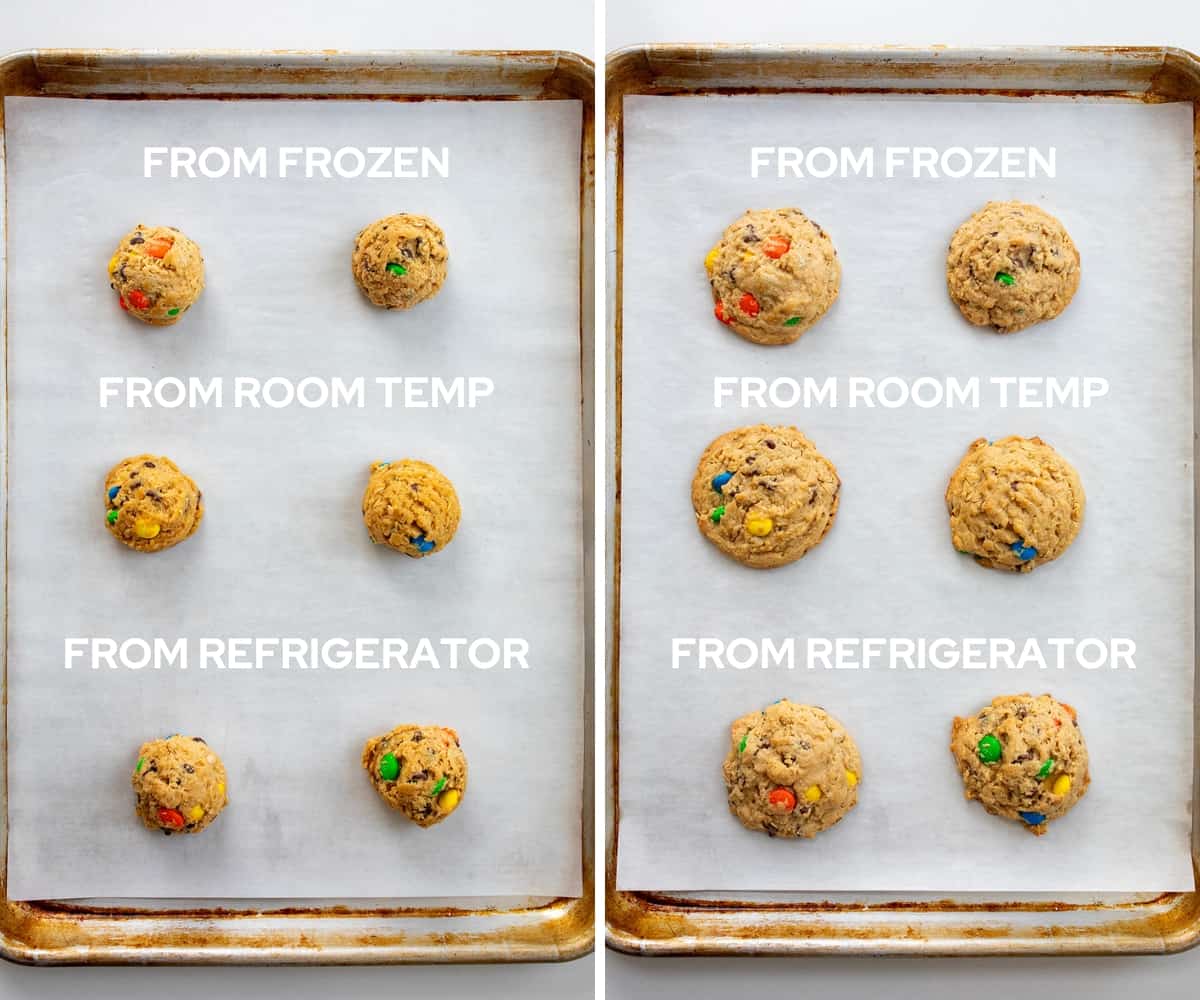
[723,699,861,838]
[131,734,228,835]
[950,693,1089,835]
[104,454,203,553]
[362,724,467,827]
[352,213,448,309]
[706,208,840,345]
[692,424,839,569]
[108,224,205,326]
[946,200,1080,333]
[362,459,461,557]
[945,435,1084,573]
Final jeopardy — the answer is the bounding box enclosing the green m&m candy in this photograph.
[1037,758,1055,779]
[378,752,399,781]
[976,734,1002,763]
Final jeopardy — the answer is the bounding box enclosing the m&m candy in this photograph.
[767,787,797,812]
[976,734,1002,763]
[378,753,400,781]
[158,808,185,830]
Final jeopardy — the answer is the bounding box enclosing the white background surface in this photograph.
[2,0,1200,998]
[617,94,1194,894]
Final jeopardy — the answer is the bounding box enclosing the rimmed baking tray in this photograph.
[605,44,1200,957]
[0,48,594,965]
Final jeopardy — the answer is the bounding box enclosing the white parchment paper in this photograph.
[618,94,1194,893]
[3,96,583,900]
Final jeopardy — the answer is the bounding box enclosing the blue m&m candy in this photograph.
[411,535,436,553]
[1018,810,1046,826]
[1010,541,1038,561]
[712,471,733,494]
[107,485,120,501]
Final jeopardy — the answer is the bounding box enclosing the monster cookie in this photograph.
[692,424,840,569]
[362,724,467,827]
[946,435,1084,573]
[705,207,840,345]
[107,224,205,326]
[950,693,1089,835]
[361,459,460,557]
[723,699,861,838]
[351,213,449,309]
[946,200,1080,333]
[131,734,228,835]
[104,454,204,553]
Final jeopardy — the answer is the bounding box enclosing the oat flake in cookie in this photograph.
[104,454,204,553]
[705,207,840,345]
[131,735,228,835]
[108,224,205,326]
[723,699,862,839]
[692,424,840,569]
[362,724,467,827]
[362,459,460,557]
[945,435,1084,573]
[351,213,448,309]
[946,200,1080,333]
[950,693,1089,835]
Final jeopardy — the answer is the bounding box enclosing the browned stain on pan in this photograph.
[605,43,1200,958]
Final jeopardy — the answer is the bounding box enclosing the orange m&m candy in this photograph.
[763,235,790,259]
[738,292,760,317]
[767,787,797,812]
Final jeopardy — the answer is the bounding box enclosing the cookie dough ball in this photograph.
[946,200,1080,333]
[107,224,205,326]
[706,208,840,345]
[351,214,448,309]
[723,699,861,838]
[692,424,840,569]
[362,724,467,827]
[362,459,460,557]
[946,436,1084,573]
[950,693,1089,835]
[131,734,228,835]
[104,454,204,553]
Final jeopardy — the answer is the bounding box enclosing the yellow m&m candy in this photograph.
[1051,775,1071,796]
[187,805,205,822]
[803,784,822,803]
[746,517,773,537]
[704,246,720,273]
[437,788,461,813]
[134,517,161,540]
[845,770,858,788]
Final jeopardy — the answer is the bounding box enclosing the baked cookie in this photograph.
[131,734,228,835]
[362,724,467,827]
[107,224,205,326]
[351,214,448,309]
[692,424,840,569]
[104,454,204,553]
[946,436,1084,573]
[723,699,861,838]
[361,459,460,557]
[946,200,1080,333]
[950,693,1089,835]
[705,207,840,345]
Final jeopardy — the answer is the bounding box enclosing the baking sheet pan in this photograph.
[606,44,1200,956]
[0,48,594,965]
